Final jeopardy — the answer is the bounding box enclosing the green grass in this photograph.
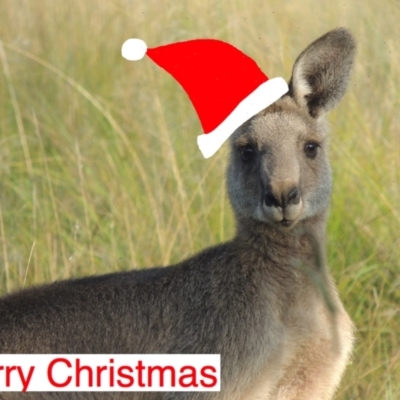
[0,0,399,398]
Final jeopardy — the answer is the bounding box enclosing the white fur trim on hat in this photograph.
[197,77,288,158]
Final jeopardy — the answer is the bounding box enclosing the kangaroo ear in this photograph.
[288,28,356,118]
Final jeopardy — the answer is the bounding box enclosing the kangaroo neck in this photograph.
[233,212,328,265]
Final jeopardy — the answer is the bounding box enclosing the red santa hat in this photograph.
[121,38,288,158]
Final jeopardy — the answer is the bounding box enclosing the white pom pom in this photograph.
[121,38,147,61]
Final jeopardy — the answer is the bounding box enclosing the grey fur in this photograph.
[0,28,356,400]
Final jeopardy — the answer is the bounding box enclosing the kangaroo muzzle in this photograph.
[264,185,303,225]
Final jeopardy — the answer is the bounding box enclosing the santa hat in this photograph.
[121,38,288,158]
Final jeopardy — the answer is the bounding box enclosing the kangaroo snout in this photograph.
[264,186,300,208]
[264,184,303,225]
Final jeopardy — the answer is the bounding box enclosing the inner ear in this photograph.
[288,28,356,118]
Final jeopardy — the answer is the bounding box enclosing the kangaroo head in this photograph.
[227,28,356,230]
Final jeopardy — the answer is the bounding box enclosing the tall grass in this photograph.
[0,0,399,398]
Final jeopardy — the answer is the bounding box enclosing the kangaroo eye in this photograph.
[240,146,256,163]
[304,142,319,158]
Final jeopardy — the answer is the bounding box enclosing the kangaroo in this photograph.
[0,28,355,399]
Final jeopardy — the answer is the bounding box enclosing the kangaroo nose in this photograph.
[265,187,300,208]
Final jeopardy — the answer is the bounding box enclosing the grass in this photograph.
[0,0,399,398]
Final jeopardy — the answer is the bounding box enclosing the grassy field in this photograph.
[0,0,399,398]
